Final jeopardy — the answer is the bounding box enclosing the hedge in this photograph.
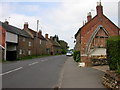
[73,51,80,62]
[107,36,120,70]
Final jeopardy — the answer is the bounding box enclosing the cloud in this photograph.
[0,0,119,49]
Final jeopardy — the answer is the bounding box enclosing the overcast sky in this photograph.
[0,0,119,49]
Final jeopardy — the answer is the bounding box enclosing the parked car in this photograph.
[66,51,73,56]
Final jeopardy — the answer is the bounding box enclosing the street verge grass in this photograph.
[1,54,63,63]
[17,54,51,61]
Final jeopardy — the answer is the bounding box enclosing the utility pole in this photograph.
[36,20,39,56]
[37,20,39,32]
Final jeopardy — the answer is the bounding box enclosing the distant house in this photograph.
[1,21,33,60]
[74,2,120,66]
[45,34,61,55]
[0,25,6,60]
[23,22,47,55]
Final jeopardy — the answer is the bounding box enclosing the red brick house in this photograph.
[0,25,6,60]
[45,34,61,55]
[23,23,47,55]
[75,2,120,66]
[1,21,34,60]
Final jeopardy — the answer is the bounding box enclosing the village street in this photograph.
[2,55,106,88]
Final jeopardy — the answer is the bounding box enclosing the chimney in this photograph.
[96,2,103,16]
[87,12,92,22]
[45,34,48,39]
[4,21,9,25]
[24,22,28,29]
[50,36,53,40]
[39,30,42,35]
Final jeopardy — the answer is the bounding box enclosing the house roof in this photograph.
[50,39,61,47]
[46,38,61,47]
[75,15,97,38]
[38,34,46,40]
[27,28,46,40]
[75,14,120,38]
[0,21,31,38]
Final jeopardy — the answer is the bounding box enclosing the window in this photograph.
[28,50,31,55]
[40,40,42,44]
[19,49,22,55]
[29,42,32,46]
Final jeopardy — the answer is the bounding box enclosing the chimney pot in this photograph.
[24,22,29,29]
[4,21,9,25]
[39,30,42,35]
[87,12,92,22]
[50,36,53,40]
[45,34,48,39]
[96,2,103,16]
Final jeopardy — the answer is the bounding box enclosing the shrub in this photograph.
[73,51,80,62]
[107,36,120,70]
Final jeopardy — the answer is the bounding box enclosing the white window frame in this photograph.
[40,40,42,44]
[19,49,22,55]
[29,42,32,46]
[28,50,31,55]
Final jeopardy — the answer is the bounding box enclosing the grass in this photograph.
[17,54,51,61]
[1,54,63,63]
[0,60,11,63]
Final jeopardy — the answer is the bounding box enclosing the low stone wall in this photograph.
[102,70,120,89]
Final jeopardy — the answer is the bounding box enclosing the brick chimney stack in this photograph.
[24,22,29,29]
[39,30,42,35]
[96,2,103,16]
[4,21,9,25]
[45,34,48,39]
[50,36,53,40]
[87,12,92,22]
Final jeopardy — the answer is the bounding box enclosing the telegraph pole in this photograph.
[36,20,39,56]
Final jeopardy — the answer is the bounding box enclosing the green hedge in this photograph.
[73,51,80,62]
[107,36,120,70]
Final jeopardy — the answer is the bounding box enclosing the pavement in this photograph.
[92,65,109,73]
[59,57,107,88]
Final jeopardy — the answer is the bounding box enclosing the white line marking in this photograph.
[41,60,44,62]
[28,62,38,66]
[0,67,23,76]
[41,59,48,62]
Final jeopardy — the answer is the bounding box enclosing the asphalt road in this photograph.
[2,55,68,88]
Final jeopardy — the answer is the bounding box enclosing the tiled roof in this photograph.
[75,15,97,38]
[75,14,120,38]
[50,39,61,47]
[0,21,31,38]
[28,28,46,40]
[38,34,46,40]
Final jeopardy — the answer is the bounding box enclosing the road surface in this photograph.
[2,55,67,88]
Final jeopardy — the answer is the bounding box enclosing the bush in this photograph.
[73,51,80,62]
[107,36,120,70]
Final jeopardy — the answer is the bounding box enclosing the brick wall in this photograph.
[17,36,34,59]
[75,3,119,66]
[0,26,6,48]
